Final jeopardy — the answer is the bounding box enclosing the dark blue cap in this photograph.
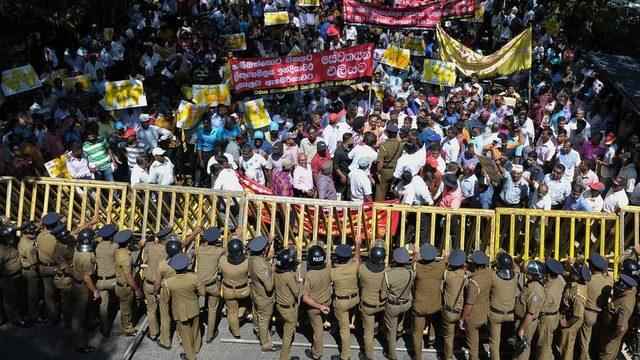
[157,227,172,239]
[393,248,411,264]
[621,274,638,288]
[97,224,117,238]
[589,253,608,271]
[114,230,133,244]
[579,265,592,282]
[42,212,60,226]
[203,228,222,244]
[420,243,438,261]
[471,250,489,265]
[386,123,399,133]
[51,223,65,235]
[546,259,564,275]
[169,254,190,271]
[448,250,465,267]
[248,236,268,252]
[335,244,352,259]
[426,132,441,143]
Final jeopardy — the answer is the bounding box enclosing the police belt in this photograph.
[540,310,559,317]
[444,305,462,314]
[223,281,247,290]
[145,279,155,286]
[205,279,218,287]
[98,275,116,281]
[362,301,385,308]
[335,293,358,300]
[117,282,130,287]
[278,303,296,309]
[585,307,601,313]
[2,270,21,278]
[490,306,515,315]
[387,298,409,306]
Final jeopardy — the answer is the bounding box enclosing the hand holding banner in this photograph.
[422,59,457,87]
[176,101,208,130]
[264,12,290,26]
[192,84,231,106]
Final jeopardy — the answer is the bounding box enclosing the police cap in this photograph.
[114,230,133,245]
[420,243,438,261]
[42,212,60,226]
[203,227,222,244]
[96,224,118,239]
[248,236,268,252]
[471,250,489,265]
[393,248,411,265]
[168,254,190,271]
[335,244,352,259]
[448,249,465,267]
[589,253,607,271]
[545,258,564,275]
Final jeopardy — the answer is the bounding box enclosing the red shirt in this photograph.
[311,153,331,178]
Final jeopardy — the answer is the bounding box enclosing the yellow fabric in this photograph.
[1,65,41,96]
[264,12,289,26]
[381,46,411,70]
[223,33,247,51]
[176,100,207,130]
[436,25,532,78]
[422,59,457,87]
[244,98,271,129]
[192,84,231,106]
[102,80,147,110]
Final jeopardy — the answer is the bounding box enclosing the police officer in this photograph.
[220,238,250,338]
[196,227,226,343]
[52,224,76,328]
[0,224,26,327]
[164,254,205,360]
[17,221,40,326]
[358,245,386,360]
[141,227,171,341]
[37,212,62,325]
[248,235,278,352]
[463,250,492,360]
[599,274,637,359]
[412,243,445,359]
[537,258,566,359]
[514,260,546,360]
[302,245,332,360]
[331,241,361,360]
[274,248,301,360]
[559,263,590,360]
[488,252,517,360]
[71,229,99,352]
[384,248,414,360]
[94,224,118,336]
[114,230,142,336]
[375,124,402,201]
[442,249,466,360]
[578,253,613,360]
[157,234,182,348]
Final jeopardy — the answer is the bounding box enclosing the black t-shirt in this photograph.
[333,146,350,177]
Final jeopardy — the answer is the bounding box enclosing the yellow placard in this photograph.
[422,59,457,87]
[1,65,41,96]
[381,46,411,70]
[192,84,231,107]
[403,36,425,56]
[297,0,320,6]
[244,99,271,129]
[264,11,290,26]
[63,75,92,91]
[223,33,247,51]
[176,100,208,130]
[104,28,114,41]
[101,80,147,110]
[45,155,71,179]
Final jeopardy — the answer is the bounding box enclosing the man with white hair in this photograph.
[499,164,529,207]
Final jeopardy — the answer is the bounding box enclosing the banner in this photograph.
[343,0,441,29]
[223,33,247,51]
[230,43,374,93]
[63,75,92,91]
[381,46,411,70]
[297,0,320,6]
[403,36,425,56]
[422,59,457,87]
[441,0,476,18]
[1,65,41,96]
[244,99,271,129]
[192,84,231,106]
[176,101,208,130]
[101,80,147,110]
[437,25,532,78]
[264,11,289,26]
[45,155,71,179]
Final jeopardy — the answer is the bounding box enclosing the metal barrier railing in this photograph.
[621,206,640,250]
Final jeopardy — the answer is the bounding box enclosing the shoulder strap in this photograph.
[397,269,414,300]
[452,272,468,309]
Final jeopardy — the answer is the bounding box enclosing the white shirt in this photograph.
[131,164,150,185]
[206,153,238,174]
[441,137,460,164]
[322,122,352,156]
[584,192,604,212]
[557,149,581,182]
[349,168,372,201]
[66,155,94,179]
[240,154,268,186]
[460,174,478,199]
[399,176,433,205]
[348,144,377,172]
[149,158,175,186]
[292,165,314,192]
[543,175,571,206]
[531,190,552,210]
[603,189,629,213]
[520,117,536,148]
[83,61,104,79]
[536,139,556,165]
[394,146,427,179]
[213,168,243,192]
[141,53,161,77]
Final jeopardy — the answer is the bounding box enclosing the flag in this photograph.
[381,46,411,70]
[192,84,231,107]
[175,101,208,130]
[264,11,289,26]
[436,25,532,78]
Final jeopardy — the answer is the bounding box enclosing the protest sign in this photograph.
[45,155,71,179]
[297,0,320,6]
[1,65,41,96]
[101,80,147,110]
[244,99,271,129]
[264,12,289,26]
[176,101,208,130]
[422,59,457,87]
[223,33,247,51]
[192,84,231,106]
[63,75,92,91]
[343,0,441,29]
[381,46,411,70]
[403,36,425,56]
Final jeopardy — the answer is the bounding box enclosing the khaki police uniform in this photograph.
[18,234,40,323]
[219,255,250,337]
[375,138,403,201]
[465,267,492,360]
[383,266,414,360]
[0,242,22,324]
[141,242,166,338]
[195,243,225,342]
[536,274,566,359]
[578,271,613,360]
[442,268,467,360]
[331,260,359,360]
[275,268,301,360]
[412,260,445,358]
[95,240,118,335]
[70,250,95,349]
[488,271,517,360]
[157,258,177,347]
[599,287,637,360]
[165,272,205,360]
[514,277,545,360]
[304,266,332,359]
[559,282,587,360]
[53,242,74,325]
[358,263,387,360]
[249,254,275,350]
[37,229,59,321]
[115,247,136,335]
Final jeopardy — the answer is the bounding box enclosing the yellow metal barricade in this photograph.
[621,206,640,250]
[369,203,496,262]
[494,208,621,276]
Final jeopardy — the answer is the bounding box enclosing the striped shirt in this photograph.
[126,143,146,170]
[82,139,111,171]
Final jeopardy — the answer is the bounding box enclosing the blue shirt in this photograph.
[473,185,494,209]
[196,127,216,152]
[563,195,592,212]
[209,125,240,147]
[444,112,460,127]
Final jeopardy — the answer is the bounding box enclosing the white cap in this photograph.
[151,147,166,156]
[512,164,524,173]
[140,113,152,122]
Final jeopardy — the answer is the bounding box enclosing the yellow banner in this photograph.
[101,80,147,110]
[403,36,425,56]
[297,0,320,6]
[244,99,271,129]
[436,25,532,78]
[192,84,231,107]
[381,46,411,70]
[1,65,41,96]
[176,101,208,130]
[422,59,457,87]
[45,155,71,179]
[264,11,290,26]
[223,33,247,51]
[63,75,92,91]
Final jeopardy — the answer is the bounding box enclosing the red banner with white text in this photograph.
[343,0,475,28]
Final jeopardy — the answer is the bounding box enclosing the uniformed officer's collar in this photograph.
[365,261,384,273]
